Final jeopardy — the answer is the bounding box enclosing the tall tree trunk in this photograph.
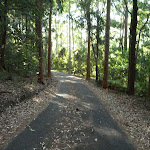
[25,16,28,33]
[81,29,83,51]
[102,0,111,88]
[0,0,7,71]
[86,0,91,80]
[124,8,128,51]
[68,0,71,73]
[128,0,138,95]
[25,15,29,71]
[72,19,75,70]
[55,18,58,54]
[48,0,53,79]
[60,33,63,47]
[149,75,150,96]
[120,17,124,56]
[96,0,99,82]
[35,0,44,84]
[72,19,74,52]
[91,37,98,82]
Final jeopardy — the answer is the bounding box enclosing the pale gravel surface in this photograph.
[81,79,150,150]
[0,75,60,149]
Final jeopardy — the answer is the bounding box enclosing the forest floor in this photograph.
[0,74,60,149]
[0,71,150,150]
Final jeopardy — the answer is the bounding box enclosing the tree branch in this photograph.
[136,13,150,57]
[123,0,131,15]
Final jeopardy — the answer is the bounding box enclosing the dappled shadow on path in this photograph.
[46,71,136,150]
[3,71,136,150]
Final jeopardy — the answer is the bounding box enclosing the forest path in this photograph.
[3,71,136,150]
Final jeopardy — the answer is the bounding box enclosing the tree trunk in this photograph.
[48,0,53,79]
[72,19,75,70]
[35,0,44,84]
[25,15,28,33]
[0,0,7,71]
[149,75,150,96]
[128,0,138,95]
[55,18,58,54]
[91,38,98,82]
[72,19,74,52]
[124,7,128,51]
[102,0,111,88]
[68,0,71,73]
[81,29,83,51]
[86,0,91,80]
[120,17,124,56]
[96,0,99,82]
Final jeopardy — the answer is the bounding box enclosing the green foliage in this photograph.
[0,0,149,97]
[73,47,87,75]
[52,47,68,70]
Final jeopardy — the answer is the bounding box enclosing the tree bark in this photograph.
[72,19,74,52]
[124,8,128,51]
[68,0,71,73]
[128,0,138,95]
[35,0,44,84]
[0,0,7,71]
[149,75,150,96]
[86,0,91,80]
[48,0,53,79]
[55,18,58,54]
[96,0,99,82]
[91,38,98,82]
[102,0,111,88]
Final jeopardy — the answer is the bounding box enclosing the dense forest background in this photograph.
[0,0,150,97]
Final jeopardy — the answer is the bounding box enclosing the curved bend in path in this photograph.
[3,71,136,150]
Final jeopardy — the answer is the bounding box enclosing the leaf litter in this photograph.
[0,75,60,149]
[0,72,150,150]
[82,78,150,150]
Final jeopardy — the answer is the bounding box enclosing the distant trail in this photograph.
[3,71,136,150]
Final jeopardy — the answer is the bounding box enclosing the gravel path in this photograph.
[2,71,136,150]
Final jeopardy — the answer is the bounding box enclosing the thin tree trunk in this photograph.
[25,15,29,71]
[124,7,128,51]
[128,0,138,95]
[148,76,150,96]
[72,19,74,52]
[72,19,75,70]
[102,0,111,88]
[91,37,98,82]
[35,0,44,84]
[0,0,7,70]
[96,0,99,82]
[60,33,63,47]
[48,0,53,79]
[55,18,58,54]
[119,17,124,56]
[68,0,71,73]
[81,29,82,51]
[86,0,91,80]
[25,16,28,33]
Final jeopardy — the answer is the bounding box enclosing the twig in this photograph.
[0,91,12,94]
